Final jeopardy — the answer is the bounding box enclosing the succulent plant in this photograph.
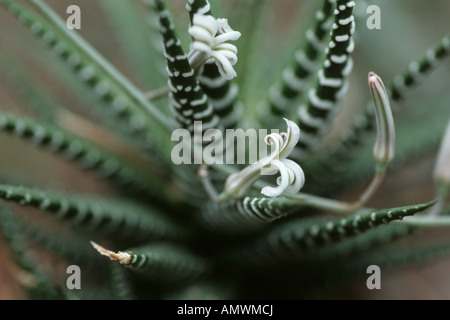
[0,0,449,300]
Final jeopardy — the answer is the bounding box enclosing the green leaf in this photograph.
[294,0,355,160]
[1,207,101,265]
[197,50,241,130]
[186,0,211,22]
[0,184,184,242]
[226,200,435,268]
[1,0,173,160]
[98,0,167,90]
[0,207,69,299]
[0,54,57,121]
[202,196,299,233]
[0,112,166,199]
[234,0,269,122]
[109,263,135,300]
[93,242,209,284]
[154,0,220,132]
[299,223,414,265]
[262,0,335,126]
[312,238,450,296]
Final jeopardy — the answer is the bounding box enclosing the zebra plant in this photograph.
[0,0,449,299]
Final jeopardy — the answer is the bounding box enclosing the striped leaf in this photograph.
[202,186,359,234]
[0,207,68,299]
[198,62,241,129]
[234,223,415,298]
[153,0,225,202]
[264,0,335,124]
[0,54,57,121]
[186,0,211,21]
[295,0,355,160]
[93,242,209,284]
[298,223,414,265]
[312,239,450,296]
[1,208,102,265]
[201,196,299,233]
[0,184,184,242]
[1,0,172,159]
[390,35,450,102]
[1,209,118,300]
[154,0,220,132]
[0,112,165,198]
[226,200,435,268]
[109,263,135,300]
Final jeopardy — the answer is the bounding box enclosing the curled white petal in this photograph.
[214,42,238,52]
[281,159,305,194]
[191,41,213,54]
[279,118,301,158]
[261,159,304,197]
[214,43,238,55]
[192,13,218,36]
[189,25,215,44]
[214,31,241,44]
[261,160,290,197]
[211,51,237,80]
[217,18,234,33]
[264,132,284,157]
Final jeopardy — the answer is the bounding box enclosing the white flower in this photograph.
[188,13,241,80]
[223,119,305,199]
[368,72,395,171]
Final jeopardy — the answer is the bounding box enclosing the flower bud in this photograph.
[368,72,395,171]
[434,120,450,187]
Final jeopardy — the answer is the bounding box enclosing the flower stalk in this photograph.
[353,72,395,209]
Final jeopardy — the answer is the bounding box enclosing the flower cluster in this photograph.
[223,118,305,199]
[187,13,241,80]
